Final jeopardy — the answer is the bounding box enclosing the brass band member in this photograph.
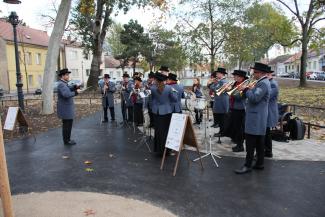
[131,77,144,126]
[235,62,271,174]
[192,78,203,125]
[121,73,131,122]
[150,72,178,155]
[167,73,184,113]
[146,71,155,127]
[57,68,81,146]
[101,73,116,122]
[224,70,248,152]
[207,72,218,127]
[265,67,279,158]
[208,67,229,137]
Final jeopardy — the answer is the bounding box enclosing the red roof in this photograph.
[0,20,49,47]
[105,56,120,68]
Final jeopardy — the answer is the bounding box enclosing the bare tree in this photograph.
[276,0,325,87]
[42,0,72,114]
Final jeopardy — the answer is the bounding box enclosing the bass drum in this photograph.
[194,98,207,110]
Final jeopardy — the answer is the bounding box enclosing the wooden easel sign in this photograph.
[160,114,203,176]
[4,107,29,138]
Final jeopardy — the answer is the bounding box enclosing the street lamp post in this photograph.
[8,11,24,111]
[4,0,24,111]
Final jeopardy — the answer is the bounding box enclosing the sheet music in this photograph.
[165,113,187,151]
[4,107,19,130]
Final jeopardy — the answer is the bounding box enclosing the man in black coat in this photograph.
[57,68,80,146]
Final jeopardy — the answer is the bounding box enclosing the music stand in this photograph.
[135,97,151,152]
[193,104,221,167]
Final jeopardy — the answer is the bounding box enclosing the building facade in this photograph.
[0,20,49,93]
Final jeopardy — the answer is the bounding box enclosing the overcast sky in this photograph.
[0,0,174,32]
[0,0,322,58]
[0,0,318,32]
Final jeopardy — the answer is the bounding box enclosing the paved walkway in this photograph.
[3,109,325,217]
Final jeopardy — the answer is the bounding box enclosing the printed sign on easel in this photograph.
[160,113,203,176]
[3,107,29,137]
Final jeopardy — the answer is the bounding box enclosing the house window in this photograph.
[71,69,79,77]
[69,50,78,60]
[313,61,317,70]
[25,52,32,65]
[28,75,33,86]
[86,69,90,76]
[35,53,41,65]
[38,75,42,86]
[308,62,311,69]
[285,66,288,73]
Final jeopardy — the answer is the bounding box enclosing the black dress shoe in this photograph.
[252,164,264,170]
[214,132,224,137]
[265,153,273,158]
[232,146,244,152]
[234,166,252,174]
[64,140,76,146]
[211,123,217,127]
[102,119,108,123]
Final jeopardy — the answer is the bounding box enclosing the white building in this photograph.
[61,38,104,86]
[104,55,144,82]
[268,54,292,76]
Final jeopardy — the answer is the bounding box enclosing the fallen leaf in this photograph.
[62,155,69,159]
[85,168,94,172]
[109,154,114,158]
[84,160,92,165]
[84,209,96,216]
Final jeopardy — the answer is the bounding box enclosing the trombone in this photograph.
[215,81,235,96]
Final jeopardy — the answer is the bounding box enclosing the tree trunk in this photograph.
[87,49,102,90]
[239,59,243,70]
[210,53,215,73]
[299,29,308,87]
[41,0,72,114]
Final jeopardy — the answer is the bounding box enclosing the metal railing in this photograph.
[284,104,325,139]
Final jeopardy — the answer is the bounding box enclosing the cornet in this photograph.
[215,81,235,96]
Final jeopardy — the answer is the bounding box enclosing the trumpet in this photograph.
[239,79,257,94]
[216,81,235,96]
[226,79,250,96]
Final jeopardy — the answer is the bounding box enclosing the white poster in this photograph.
[4,107,19,130]
[165,113,187,151]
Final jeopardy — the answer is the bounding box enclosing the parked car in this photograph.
[307,72,317,80]
[279,73,291,78]
[34,88,42,95]
[0,88,4,98]
[315,71,325,80]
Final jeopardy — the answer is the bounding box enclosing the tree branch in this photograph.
[181,18,211,50]
[311,17,325,26]
[278,38,301,47]
[276,0,303,25]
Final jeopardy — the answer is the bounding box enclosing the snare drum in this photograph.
[194,98,206,110]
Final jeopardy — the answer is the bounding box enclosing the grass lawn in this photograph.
[279,86,325,108]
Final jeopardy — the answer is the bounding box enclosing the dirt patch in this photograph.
[0,191,176,217]
[0,100,101,141]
